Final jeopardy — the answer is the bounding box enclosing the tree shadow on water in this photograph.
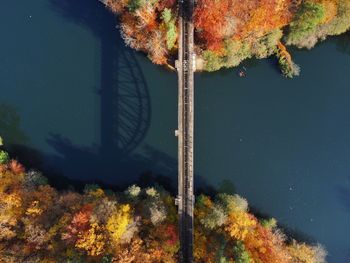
[336,31,350,55]
[45,134,179,191]
[0,104,29,146]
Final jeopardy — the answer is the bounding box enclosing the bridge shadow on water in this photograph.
[13,0,177,191]
[0,0,214,194]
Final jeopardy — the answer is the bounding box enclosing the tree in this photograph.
[287,241,327,263]
[277,42,300,78]
[0,151,9,164]
[225,211,256,241]
[194,0,233,48]
[286,1,326,46]
[0,153,328,262]
[200,205,227,230]
[75,222,106,256]
[106,204,131,244]
[162,8,177,50]
[233,241,252,263]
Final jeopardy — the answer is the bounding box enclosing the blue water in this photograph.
[1,0,350,261]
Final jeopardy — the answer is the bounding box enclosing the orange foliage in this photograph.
[277,41,292,63]
[240,0,293,37]
[135,4,158,31]
[0,151,326,262]
[112,237,152,263]
[194,0,233,49]
[0,164,6,174]
[9,160,25,175]
[319,0,338,23]
[244,224,290,263]
[225,211,257,241]
[195,0,294,51]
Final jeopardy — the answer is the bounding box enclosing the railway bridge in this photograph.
[175,0,195,261]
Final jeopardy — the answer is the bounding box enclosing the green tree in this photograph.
[286,1,325,45]
[233,241,252,263]
[162,8,177,50]
[128,0,145,12]
[0,150,9,164]
[203,50,224,71]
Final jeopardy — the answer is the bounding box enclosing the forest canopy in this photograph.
[101,0,350,77]
[0,139,327,262]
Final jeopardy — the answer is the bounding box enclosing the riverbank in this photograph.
[1,1,350,261]
[0,145,326,262]
[103,0,350,77]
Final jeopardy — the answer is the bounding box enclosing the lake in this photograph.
[1,0,349,261]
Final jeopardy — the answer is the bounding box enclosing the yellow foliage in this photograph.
[286,240,325,263]
[75,223,106,256]
[320,0,338,23]
[112,237,153,263]
[1,193,22,209]
[47,214,71,242]
[225,211,257,241]
[87,188,105,199]
[25,201,43,216]
[194,195,213,221]
[243,224,291,263]
[0,193,22,226]
[194,229,208,261]
[0,169,24,193]
[106,204,131,243]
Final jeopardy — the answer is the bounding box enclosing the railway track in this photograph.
[176,0,195,261]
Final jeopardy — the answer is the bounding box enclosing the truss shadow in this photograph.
[43,0,152,184]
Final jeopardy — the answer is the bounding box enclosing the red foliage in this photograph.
[195,0,294,49]
[194,0,232,48]
[165,224,178,246]
[62,204,93,243]
[244,224,289,262]
[9,160,25,175]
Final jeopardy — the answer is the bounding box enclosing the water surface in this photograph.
[1,0,350,261]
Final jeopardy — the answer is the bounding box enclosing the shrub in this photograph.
[233,241,252,263]
[162,8,177,50]
[224,39,252,68]
[0,150,10,164]
[128,0,145,12]
[203,50,224,71]
[251,29,283,58]
[277,42,301,78]
[125,184,141,198]
[200,205,227,229]
[216,193,248,213]
[286,1,326,46]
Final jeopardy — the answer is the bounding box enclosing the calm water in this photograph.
[1,0,350,262]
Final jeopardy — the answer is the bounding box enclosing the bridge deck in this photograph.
[177,0,195,261]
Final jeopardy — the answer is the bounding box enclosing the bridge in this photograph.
[176,0,195,261]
